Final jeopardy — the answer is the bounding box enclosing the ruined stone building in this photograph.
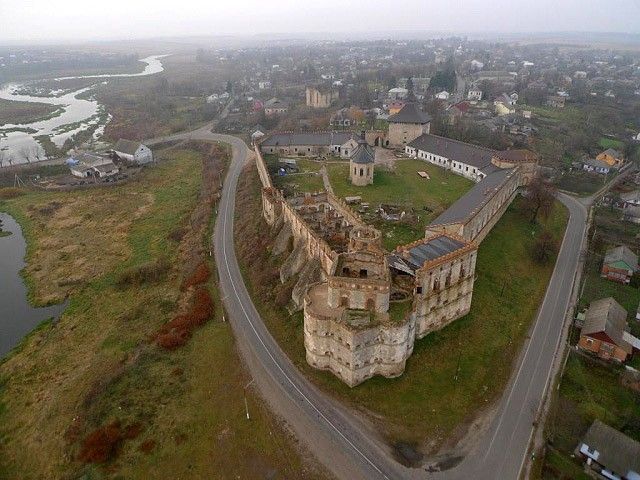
[254,132,538,387]
[306,85,340,108]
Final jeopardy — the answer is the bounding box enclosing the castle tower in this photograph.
[349,139,375,186]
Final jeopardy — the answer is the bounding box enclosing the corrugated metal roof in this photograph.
[389,235,466,274]
[260,132,356,147]
[408,133,496,169]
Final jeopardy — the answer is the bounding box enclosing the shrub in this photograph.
[156,287,214,350]
[138,439,156,454]
[116,257,170,288]
[78,421,122,464]
[0,187,23,199]
[181,262,211,290]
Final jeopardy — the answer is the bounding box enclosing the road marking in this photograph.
[485,194,583,464]
[217,143,391,480]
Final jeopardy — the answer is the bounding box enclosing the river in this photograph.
[0,212,66,357]
[0,54,167,165]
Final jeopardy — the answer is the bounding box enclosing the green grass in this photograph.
[0,98,62,125]
[236,164,568,451]
[542,351,640,477]
[0,149,326,480]
[273,158,325,193]
[543,448,591,480]
[599,137,624,150]
[328,159,473,249]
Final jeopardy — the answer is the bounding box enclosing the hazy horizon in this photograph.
[1,0,639,44]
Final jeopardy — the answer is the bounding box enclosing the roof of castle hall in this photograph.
[388,103,431,124]
[260,131,357,147]
[429,168,514,227]
[408,133,496,170]
[350,141,375,164]
[388,235,467,274]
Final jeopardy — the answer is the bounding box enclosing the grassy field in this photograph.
[0,149,327,479]
[235,163,568,453]
[598,137,625,150]
[272,158,325,193]
[0,98,62,125]
[555,170,609,196]
[539,352,640,479]
[328,159,473,249]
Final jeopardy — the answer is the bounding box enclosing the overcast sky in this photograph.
[1,0,639,43]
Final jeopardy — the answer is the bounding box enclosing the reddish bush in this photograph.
[138,439,156,454]
[181,262,211,290]
[123,422,144,440]
[78,421,122,464]
[156,288,214,350]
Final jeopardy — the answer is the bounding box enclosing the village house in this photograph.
[435,90,450,101]
[467,86,483,101]
[387,100,406,115]
[577,420,640,479]
[67,152,119,179]
[597,148,625,169]
[388,87,408,101]
[330,108,356,127]
[602,245,638,284]
[113,139,153,165]
[387,103,431,148]
[546,95,566,108]
[306,85,339,108]
[582,157,612,175]
[264,98,289,116]
[620,190,640,208]
[577,297,637,362]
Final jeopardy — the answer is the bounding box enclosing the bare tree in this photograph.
[0,150,5,168]
[524,175,556,223]
[18,146,32,164]
[532,229,558,264]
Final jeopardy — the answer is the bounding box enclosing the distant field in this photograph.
[598,137,625,150]
[235,163,568,453]
[0,98,62,126]
[0,148,326,479]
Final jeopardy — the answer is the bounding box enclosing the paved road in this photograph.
[149,127,591,479]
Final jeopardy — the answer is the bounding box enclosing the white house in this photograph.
[467,87,483,101]
[388,87,408,100]
[251,125,266,144]
[68,152,119,178]
[113,139,153,165]
[582,157,611,175]
[435,91,450,101]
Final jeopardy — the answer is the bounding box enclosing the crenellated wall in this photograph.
[304,284,415,387]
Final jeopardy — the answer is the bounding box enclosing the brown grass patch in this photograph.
[78,420,123,464]
[182,262,211,290]
[156,287,214,350]
[0,187,24,199]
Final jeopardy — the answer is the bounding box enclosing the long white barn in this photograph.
[405,133,497,182]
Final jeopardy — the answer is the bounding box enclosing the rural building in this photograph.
[259,131,360,159]
[264,98,289,116]
[435,91,450,100]
[306,86,339,108]
[577,297,634,362]
[67,152,119,179]
[546,95,566,108]
[387,103,431,147]
[330,108,357,127]
[388,87,408,100]
[467,87,483,101]
[113,139,153,165]
[582,157,612,174]
[577,420,640,479]
[602,245,638,284]
[597,148,625,169]
[387,100,406,115]
[349,139,375,186]
[620,190,640,208]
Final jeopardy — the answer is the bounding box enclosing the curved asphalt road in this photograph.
[149,126,590,480]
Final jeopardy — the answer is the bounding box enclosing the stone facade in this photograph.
[306,86,339,108]
[388,121,430,148]
[253,132,539,387]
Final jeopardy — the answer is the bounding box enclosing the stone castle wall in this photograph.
[304,290,415,387]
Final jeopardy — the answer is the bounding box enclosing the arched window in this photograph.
[360,168,364,176]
